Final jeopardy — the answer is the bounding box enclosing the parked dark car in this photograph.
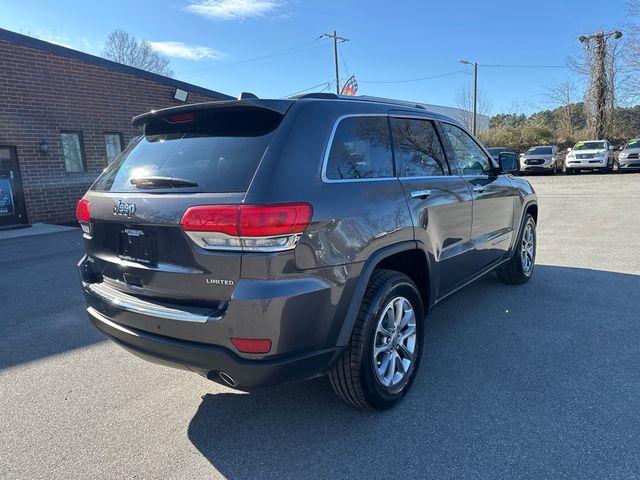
[487,146,510,161]
[77,94,538,410]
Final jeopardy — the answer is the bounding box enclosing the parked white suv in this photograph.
[565,140,614,174]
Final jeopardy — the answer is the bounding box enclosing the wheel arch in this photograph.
[336,241,434,346]
[508,199,538,257]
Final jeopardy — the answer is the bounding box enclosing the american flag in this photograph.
[340,75,358,96]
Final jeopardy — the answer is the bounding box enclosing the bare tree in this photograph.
[623,0,640,104]
[102,29,174,77]
[570,30,623,139]
[545,79,581,141]
[455,84,493,131]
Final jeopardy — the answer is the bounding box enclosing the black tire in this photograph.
[497,214,536,285]
[329,269,424,410]
[565,167,573,175]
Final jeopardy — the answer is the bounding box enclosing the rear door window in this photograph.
[391,117,448,176]
[325,116,394,180]
[92,108,283,193]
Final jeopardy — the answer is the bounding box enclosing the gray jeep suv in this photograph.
[77,94,538,410]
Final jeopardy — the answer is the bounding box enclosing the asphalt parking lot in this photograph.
[2,173,640,479]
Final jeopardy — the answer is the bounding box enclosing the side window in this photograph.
[391,117,447,176]
[441,123,493,176]
[325,116,393,180]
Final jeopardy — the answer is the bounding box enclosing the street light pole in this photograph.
[472,62,478,135]
[459,59,478,135]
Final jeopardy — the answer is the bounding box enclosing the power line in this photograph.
[180,39,328,77]
[338,44,350,78]
[283,80,333,98]
[479,64,569,69]
[359,70,470,84]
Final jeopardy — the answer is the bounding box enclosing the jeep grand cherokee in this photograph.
[77,93,538,410]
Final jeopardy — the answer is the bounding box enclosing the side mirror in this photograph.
[498,152,519,174]
[619,146,624,151]
[567,147,572,152]
[609,145,614,150]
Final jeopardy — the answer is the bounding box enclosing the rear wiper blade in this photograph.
[129,176,199,189]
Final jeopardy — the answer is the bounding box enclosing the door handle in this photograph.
[472,185,485,193]
[410,189,432,199]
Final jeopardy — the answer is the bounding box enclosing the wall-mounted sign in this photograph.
[0,178,15,215]
[174,88,188,102]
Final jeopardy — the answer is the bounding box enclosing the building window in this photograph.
[61,132,86,172]
[105,133,123,164]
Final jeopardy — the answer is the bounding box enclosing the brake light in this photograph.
[239,204,312,237]
[76,199,90,223]
[231,338,272,354]
[180,205,239,236]
[76,199,91,235]
[165,112,194,123]
[180,203,312,252]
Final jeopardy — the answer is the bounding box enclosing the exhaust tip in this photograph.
[218,371,238,387]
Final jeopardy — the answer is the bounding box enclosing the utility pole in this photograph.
[459,59,478,135]
[321,31,349,94]
[578,30,622,139]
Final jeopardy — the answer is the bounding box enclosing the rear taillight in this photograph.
[180,203,312,252]
[231,338,272,354]
[76,199,91,235]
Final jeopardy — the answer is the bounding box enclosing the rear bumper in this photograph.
[87,306,340,387]
[78,254,353,387]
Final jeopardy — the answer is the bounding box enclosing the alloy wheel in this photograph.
[521,222,535,275]
[372,296,417,387]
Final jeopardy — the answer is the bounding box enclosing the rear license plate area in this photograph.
[118,228,156,265]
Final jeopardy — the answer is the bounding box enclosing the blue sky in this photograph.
[0,0,631,114]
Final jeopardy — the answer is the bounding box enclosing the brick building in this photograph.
[0,28,231,226]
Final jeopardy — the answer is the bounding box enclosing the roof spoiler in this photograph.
[132,99,294,130]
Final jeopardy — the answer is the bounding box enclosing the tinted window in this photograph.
[61,132,85,172]
[92,109,282,193]
[391,118,447,176]
[325,116,393,180]
[487,147,506,156]
[105,133,123,164]
[441,123,493,176]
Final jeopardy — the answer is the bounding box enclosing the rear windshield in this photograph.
[527,147,553,155]
[92,108,283,193]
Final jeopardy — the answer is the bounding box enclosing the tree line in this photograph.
[480,103,640,151]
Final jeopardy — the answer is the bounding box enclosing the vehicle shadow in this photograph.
[187,265,640,479]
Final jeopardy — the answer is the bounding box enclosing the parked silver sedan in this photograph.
[519,145,560,175]
[618,139,640,172]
